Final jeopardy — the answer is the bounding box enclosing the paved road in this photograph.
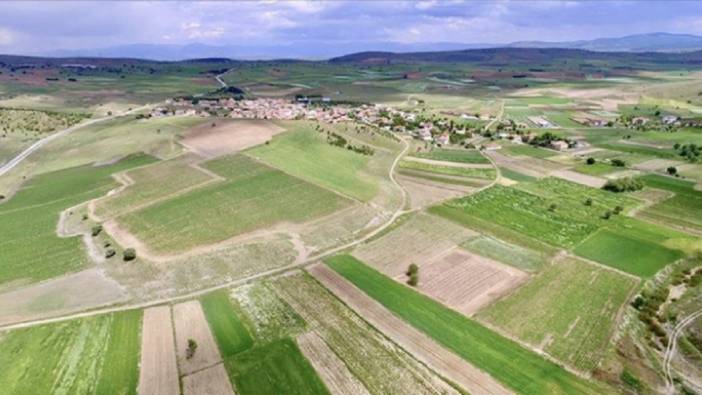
[0,105,150,178]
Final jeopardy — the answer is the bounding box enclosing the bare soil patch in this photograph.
[297,331,370,395]
[551,169,607,188]
[182,363,235,395]
[486,151,563,178]
[633,159,686,172]
[308,264,512,395]
[181,119,285,158]
[173,300,222,375]
[0,269,127,326]
[138,306,179,395]
[415,248,528,316]
[397,174,470,209]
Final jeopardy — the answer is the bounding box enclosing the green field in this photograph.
[462,235,548,272]
[411,148,489,164]
[201,290,255,357]
[638,174,702,231]
[118,155,350,253]
[574,162,621,176]
[479,257,637,372]
[93,158,214,219]
[0,311,141,395]
[574,229,684,277]
[499,167,538,182]
[226,338,329,395]
[248,122,378,201]
[0,154,156,285]
[399,159,496,179]
[502,144,557,159]
[327,254,606,395]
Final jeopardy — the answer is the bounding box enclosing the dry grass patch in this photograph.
[138,306,179,395]
[181,119,285,158]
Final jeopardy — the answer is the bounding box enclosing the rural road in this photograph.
[215,71,229,88]
[0,129,411,332]
[484,99,505,131]
[664,308,702,392]
[0,105,150,178]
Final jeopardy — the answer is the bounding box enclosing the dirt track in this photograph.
[308,264,513,395]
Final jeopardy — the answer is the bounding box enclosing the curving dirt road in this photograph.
[664,309,702,392]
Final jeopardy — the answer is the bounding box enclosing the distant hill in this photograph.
[510,33,702,53]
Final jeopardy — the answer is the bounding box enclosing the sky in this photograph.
[0,0,701,58]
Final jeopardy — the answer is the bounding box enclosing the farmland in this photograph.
[116,155,350,254]
[326,254,606,395]
[411,148,490,164]
[479,257,638,372]
[637,174,702,232]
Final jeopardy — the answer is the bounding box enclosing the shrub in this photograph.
[123,248,137,261]
[406,263,419,286]
[186,338,198,359]
[667,166,678,175]
[602,211,612,220]
[613,205,624,214]
[603,177,643,193]
[620,369,644,392]
[91,225,103,237]
[584,198,593,206]
[105,249,116,259]
[611,159,626,167]
[586,157,596,165]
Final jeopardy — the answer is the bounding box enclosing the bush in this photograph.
[611,159,626,167]
[603,177,643,193]
[105,249,116,259]
[123,248,137,261]
[186,338,198,359]
[406,263,419,286]
[586,157,596,165]
[620,369,644,392]
[584,198,593,206]
[91,225,103,237]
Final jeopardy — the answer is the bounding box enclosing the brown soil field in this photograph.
[354,212,478,278]
[181,119,285,158]
[296,331,370,395]
[397,174,470,209]
[633,158,686,172]
[182,363,235,395]
[0,268,128,326]
[138,306,180,395]
[173,300,222,375]
[415,248,528,316]
[551,169,607,188]
[308,264,513,395]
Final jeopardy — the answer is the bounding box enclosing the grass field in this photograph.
[0,154,156,285]
[479,257,637,372]
[118,155,350,253]
[327,255,605,394]
[411,148,489,164]
[574,162,620,176]
[573,229,684,277]
[499,167,538,182]
[0,311,141,395]
[502,144,557,159]
[93,158,215,219]
[225,338,329,395]
[201,290,255,357]
[248,122,378,201]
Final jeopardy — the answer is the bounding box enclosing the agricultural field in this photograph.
[410,147,490,164]
[116,154,350,254]
[0,310,141,395]
[0,154,155,285]
[326,254,607,395]
[479,256,638,372]
[637,174,702,232]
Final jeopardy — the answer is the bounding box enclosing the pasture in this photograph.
[117,155,350,254]
[479,257,638,372]
[0,154,156,285]
[637,174,702,232]
[0,311,141,395]
[399,159,496,179]
[248,121,378,201]
[326,254,606,395]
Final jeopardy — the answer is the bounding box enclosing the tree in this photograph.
[602,210,612,220]
[105,249,116,259]
[586,157,596,165]
[548,203,557,212]
[584,198,593,206]
[667,166,678,176]
[603,177,643,193]
[406,263,419,287]
[611,159,626,167]
[123,248,137,261]
[91,225,103,237]
[613,205,624,215]
[186,338,198,359]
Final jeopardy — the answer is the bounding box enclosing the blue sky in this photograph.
[0,1,700,55]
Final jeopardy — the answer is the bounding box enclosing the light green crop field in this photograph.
[462,235,548,272]
[248,121,378,201]
[411,148,489,164]
[638,174,702,231]
[499,167,538,182]
[574,162,621,176]
[501,144,558,159]
[398,159,496,179]
[93,158,215,219]
[201,290,255,358]
[327,255,607,395]
[0,154,156,285]
[225,338,329,395]
[574,229,684,277]
[479,257,637,372]
[118,155,350,253]
[0,310,141,395]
